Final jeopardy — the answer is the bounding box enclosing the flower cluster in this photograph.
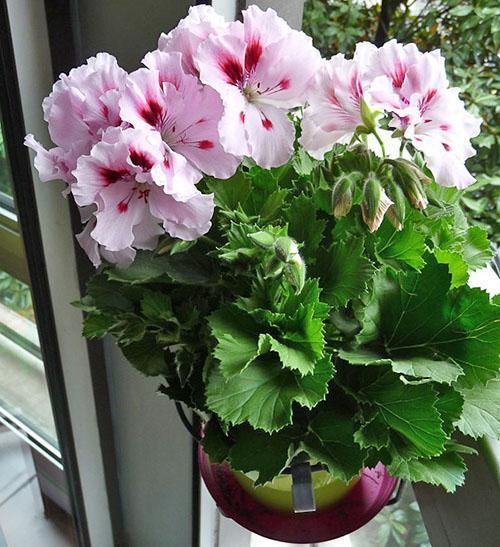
[26,5,481,266]
[302,40,481,189]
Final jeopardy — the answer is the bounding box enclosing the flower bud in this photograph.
[361,176,393,233]
[265,256,284,278]
[387,158,429,210]
[273,236,306,292]
[249,231,276,249]
[388,158,432,186]
[400,177,428,210]
[331,175,355,218]
[284,254,306,293]
[386,180,406,231]
[274,236,300,263]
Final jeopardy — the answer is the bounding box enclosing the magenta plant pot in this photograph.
[198,445,398,544]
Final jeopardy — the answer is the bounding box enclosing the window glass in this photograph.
[0,118,15,203]
[0,117,56,449]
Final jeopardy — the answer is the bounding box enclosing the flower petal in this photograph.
[245,103,294,168]
[119,68,169,132]
[171,85,240,178]
[149,186,214,241]
[91,181,149,251]
[242,5,290,48]
[158,4,227,76]
[251,32,320,109]
[218,106,251,158]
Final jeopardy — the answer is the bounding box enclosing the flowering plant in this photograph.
[26,5,499,492]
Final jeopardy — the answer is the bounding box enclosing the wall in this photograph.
[76,1,194,545]
[77,0,191,71]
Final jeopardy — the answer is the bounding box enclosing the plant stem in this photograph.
[373,129,387,158]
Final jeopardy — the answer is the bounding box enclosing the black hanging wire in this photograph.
[175,402,202,443]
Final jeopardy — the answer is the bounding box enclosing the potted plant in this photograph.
[25,4,499,544]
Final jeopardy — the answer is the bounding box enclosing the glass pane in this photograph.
[0,102,57,448]
[0,269,58,447]
[0,114,15,204]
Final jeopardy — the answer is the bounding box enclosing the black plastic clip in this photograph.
[386,479,405,506]
[291,462,316,513]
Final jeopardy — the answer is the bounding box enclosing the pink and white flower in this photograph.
[195,5,321,168]
[158,5,227,76]
[300,54,367,159]
[25,53,127,185]
[120,50,239,180]
[355,40,481,188]
[72,127,214,253]
[76,212,157,268]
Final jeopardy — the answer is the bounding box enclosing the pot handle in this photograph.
[386,479,405,506]
[291,462,317,513]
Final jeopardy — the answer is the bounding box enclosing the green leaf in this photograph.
[206,171,251,210]
[206,356,332,433]
[462,226,493,271]
[106,252,172,284]
[356,258,500,387]
[82,313,120,339]
[141,291,174,322]
[209,306,260,378]
[119,316,147,345]
[388,452,466,493]
[260,190,288,221]
[229,425,296,485]
[85,274,135,311]
[457,379,500,439]
[339,348,463,385]
[120,335,167,376]
[284,194,326,259]
[375,219,426,271]
[273,279,330,320]
[292,148,319,176]
[359,370,446,457]
[450,5,473,16]
[293,355,334,408]
[259,333,316,376]
[265,304,325,376]
[435,248,469,288]
[434,386,464,435]
[201,418,231,464]
[107,251,217,285]
[354,413,390,450]
[316,238,374,307]
[302,411,366,481]
[385,356,464,385]
[159,252,218,285]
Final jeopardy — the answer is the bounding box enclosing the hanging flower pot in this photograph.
[198,444,399,544]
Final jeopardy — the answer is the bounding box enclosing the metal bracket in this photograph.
[291,462,316,513]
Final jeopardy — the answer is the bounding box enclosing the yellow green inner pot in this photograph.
[234,469,360,512]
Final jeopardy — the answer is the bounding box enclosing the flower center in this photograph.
[243,84,257,102]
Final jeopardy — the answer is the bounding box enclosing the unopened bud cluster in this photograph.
[330,155,430,233]
[249,232,306,293]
